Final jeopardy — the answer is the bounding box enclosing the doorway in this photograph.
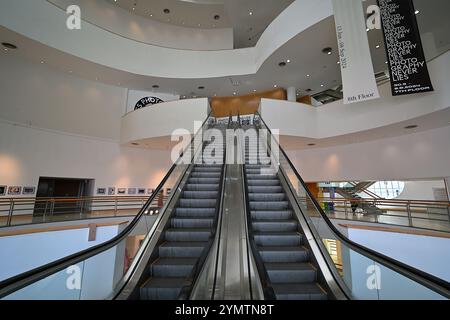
[33,177,95,218]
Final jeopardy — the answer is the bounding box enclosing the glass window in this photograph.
[368,181,405,199]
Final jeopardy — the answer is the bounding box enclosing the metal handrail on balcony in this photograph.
[0,195,168,228]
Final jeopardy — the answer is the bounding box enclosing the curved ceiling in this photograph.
[0,0,449,99]
[106,0,295,48]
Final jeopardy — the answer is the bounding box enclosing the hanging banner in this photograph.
[333,0,380,104]
[378,0,434,96]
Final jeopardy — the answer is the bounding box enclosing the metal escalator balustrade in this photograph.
[253,111,450,300]
[0,113,220,300]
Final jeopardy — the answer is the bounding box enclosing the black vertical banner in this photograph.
[378,0,434,96]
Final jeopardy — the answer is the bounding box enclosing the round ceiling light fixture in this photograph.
[214,15,220,20]
[163,8,170,14]
[2,42,17,50]
[322,47,333,55]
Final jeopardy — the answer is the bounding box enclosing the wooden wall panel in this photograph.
[297,95,312,105]
[211,89,287,118]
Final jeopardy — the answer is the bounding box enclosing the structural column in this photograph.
[287,87,297,102]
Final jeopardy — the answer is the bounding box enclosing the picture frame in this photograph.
[108,187,115,196]
[8,186,22,195]
[138,188,146,195]
[0,186,6,196]
[147,188,153,195]
[117,188,126,195]
[128,188,137,195]
[97,188,106,195]
[22,187,36,195]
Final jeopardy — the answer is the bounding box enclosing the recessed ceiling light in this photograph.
[337,61,340,64]
[306,74,310,78]
[40,60,45,64]
[253,89,257,92]
[233,92,237,95]
[320,84,324,87]
[2,42,17,50]
[198,24,201,27]
[69,70,73,73]
[249,11,253,16]
[366,28,370,32]
[415,10,420,14]
[404,125,418,129]
[274,84,278,88]
[286,59,291,63]
[376,44,380,49]
[385,61,389,64]
[163,8,170,14]
[322,47,333,55]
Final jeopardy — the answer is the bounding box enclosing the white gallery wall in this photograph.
[0,54,172,196]
[287,125,450,183]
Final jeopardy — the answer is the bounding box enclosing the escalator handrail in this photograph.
[0,113,213,299]
[256,111,450,297]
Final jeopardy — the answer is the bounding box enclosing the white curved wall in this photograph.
[261,52,450,139]
[48,0,234,51]
[120,98,209,144]
[0,0,332,79]
[287,125,450,182]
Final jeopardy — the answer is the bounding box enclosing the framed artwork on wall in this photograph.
[147,188,153,195]
[0,186,6,196]
[128,188,137,195]
[8,186,22,195]
[138,188,146,195]
[97,188,106,195]
[108,187,115,195]
[22,187,36,195]
[117,188,126,195]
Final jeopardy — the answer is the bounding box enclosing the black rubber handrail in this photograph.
[256,111,450,298]
[0,113,213,299]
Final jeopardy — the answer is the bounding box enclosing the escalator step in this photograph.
[258,246,309,263]
[271,283,328,300]
[251,210,293,220]
[174,207,216,217]
[249,193,286,201]
[250,201,290,210]
[165,228,212,242]
[252,220,298,232]
[159,241,208,258]
[140,277,189,300]
[254,232,302,246]
[266,263,317,284]
[185,184,219,191]
[247,180,280,186]
[183,191,219,199]
[178,199,217,208]
[171,217,214,229]
[151,258,197,277]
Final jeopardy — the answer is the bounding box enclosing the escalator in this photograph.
[139,127,226,300]
[0,112,449,300]
[240,113,450,300]
[244,151,328,300]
